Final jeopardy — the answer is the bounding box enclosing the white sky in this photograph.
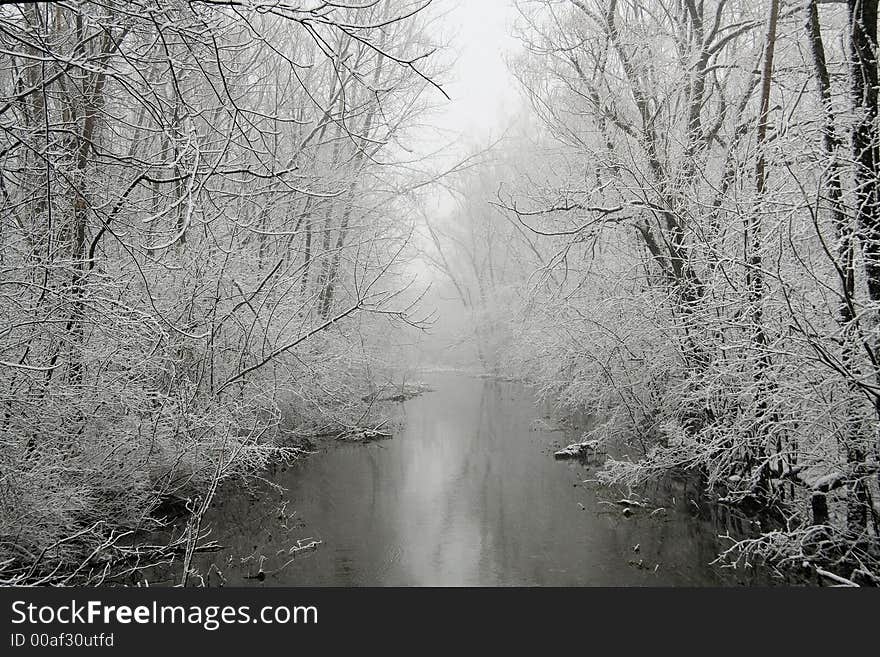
[420,0,522,153]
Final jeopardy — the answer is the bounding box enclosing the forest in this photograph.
[1,0,879,587]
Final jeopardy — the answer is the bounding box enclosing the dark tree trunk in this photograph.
[846,0,879,535]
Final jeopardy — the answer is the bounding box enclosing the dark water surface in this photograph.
[171,373,755,586]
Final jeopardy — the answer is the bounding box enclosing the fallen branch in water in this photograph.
[331,418,394,442]
[615,498,647,508]
[337,422,393,442]
[554,439,601,459]
[815,567,859,587]
[244,539,323,581]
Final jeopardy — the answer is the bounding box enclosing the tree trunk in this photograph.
[846,0,879,536]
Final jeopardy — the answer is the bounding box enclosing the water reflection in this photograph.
[156,373,759,586]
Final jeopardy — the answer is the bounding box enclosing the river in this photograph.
[156,372,759,586]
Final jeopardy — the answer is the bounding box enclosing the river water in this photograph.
[164,372,758,586]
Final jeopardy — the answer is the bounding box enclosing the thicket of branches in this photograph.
[428,0,880,585]
[0,0,442,585]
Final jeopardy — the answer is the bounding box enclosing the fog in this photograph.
[401,0,525,370]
